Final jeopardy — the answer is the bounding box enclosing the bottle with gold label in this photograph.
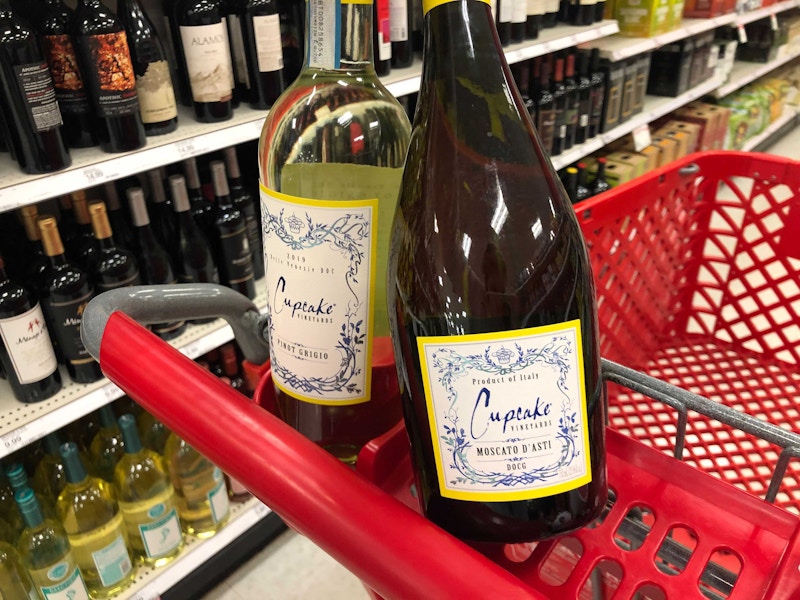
[16,488,90,600]
[164,432,229,538]
[258,0,411,465]
[56,442,135,598]
[36,217,102,385]
[113,414,183,567]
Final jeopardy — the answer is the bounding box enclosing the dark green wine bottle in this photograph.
[387,0,607,543]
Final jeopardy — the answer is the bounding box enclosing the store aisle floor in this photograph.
[202,527,371,599]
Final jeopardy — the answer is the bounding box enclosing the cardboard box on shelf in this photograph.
[586,159,637,187]
[616,0,670,37]
[650,135,680,164]
[674,103,729,151]
[607,151,652,178]
[683,0,728,17]
[648,39,694,96]
[658,120,702,153]
[637,145,663,170]
[655,128,693,157]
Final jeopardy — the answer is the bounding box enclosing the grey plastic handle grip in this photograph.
[81,284,270,364]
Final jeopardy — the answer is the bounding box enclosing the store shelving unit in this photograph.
[742,104,800,150]
[714,44,800,97]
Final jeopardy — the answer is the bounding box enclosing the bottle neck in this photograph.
[304,0,374,71]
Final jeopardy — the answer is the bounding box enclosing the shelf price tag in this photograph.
[632,123,652,152]
[174,138,211,159]
[1,425,29,454]
[737,24,748,43]
[253,502,270,518]
[102,382,123,402]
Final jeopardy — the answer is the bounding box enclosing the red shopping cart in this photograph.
[81,151,800,600]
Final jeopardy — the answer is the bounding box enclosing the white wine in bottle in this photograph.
[258,0,411,465]
[113,414,183,567]
[56,442,135,598]
[387,0,607,543]
[0,541,38,599]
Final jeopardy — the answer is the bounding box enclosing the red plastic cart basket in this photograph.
[80,151,800,600]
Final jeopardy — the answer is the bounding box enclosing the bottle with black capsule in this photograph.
[127,188,187,340]
[0,0,71,174]
[146,169,180,269]
[563,51,578,150]
[574,51,592,144]
[87,202,142,292]
[590,157,611,196]
[550,55,566,156]
[67,192,99,269]
[103,182,136,253]
[535,56,555,154]
[209,160,256,299]
[390,0,413,68]
[18,205,50,291]
[233,0,287,109]
[374,0,392,74]
[183,157,216,238]
[510,0,525,42]
[587,48,605,140]
[223,147,264,279]
[525,0,542,39]
[562,166,578,202]
[387,0,607,543]
[495,0,512,45]
[71,0,146,153]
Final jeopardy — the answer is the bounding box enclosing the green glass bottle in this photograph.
[113,414,183,567]
[32,433,67,503]
[5,464,57,521]
[0,541,37,600]
[88,405,125,482]
[56,442,135,598]
[16,488,90,600]
[164,433,230,538]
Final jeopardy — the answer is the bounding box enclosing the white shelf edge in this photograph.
[0,282,267,460]
[741,105,799,150]
[129,498,273,600]
[714,45,800,97]
[0,22,621,214]
[591,0,800,61]
[551,76,724,170]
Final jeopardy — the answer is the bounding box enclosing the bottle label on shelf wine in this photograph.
[261,184,379,405]
[416,320,592,501]
[0,303,58,384]
[227,15,250,88]
[29,564,90,600]
[498,0,512,22]
[208,472,230,523]
[135,60,178,124]
[389,0,409,42]
[526,0,545,16]
[40,35,91,117]
[253,15,284,73]
[79,32,140,118]
[91,530,132,587]
[546,0,558,13]
[13,62,63,132]
[42,291,94,367]
[512,0,526,23]
[218,225,255,285]
[376,0,393,60]
[138,507,182,558]
[537,107,556,151]
[179,23,235,103]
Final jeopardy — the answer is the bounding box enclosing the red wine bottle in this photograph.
[183,156,216,237]
[0,255,62,403]
[102,182,136,253]
[126,188,187,340]
[525,0,542,39]
[550,55,566,156]
[374,0,392,75]
[231,0,286,109]
[67,191,100,269]
[535,57,555,154]
[209,160,256,299]
[168,174,220,287]
[223,147,263,279]
[587,48,605,140]
[18,205,50,292]
[146,169,180,269]
[38,0,99,148]
[563,51,578,150]
[389,0,413,68]
[590,156,611,196]
[71,0,147,153]
[574,50,591,144]
[388,0,606,543]
[117,0,179,136]
[175,0,235,122]
[87,202,142,292]
[37,217,103,384]
[0,0,71,174]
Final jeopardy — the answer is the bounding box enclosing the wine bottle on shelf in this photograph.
[563,51,578,150]
[38,0,99,148]
[542,0,557,27]
[0,0,71,174]
[223,0,249,104]
[87,202,142,292]
[590,156,611,196]
[164,432,230,537]
[183,156,216,237]
[0,542,37,598]
[572,0,594,25]
[117,0,179,136]
[113,414,184,567]
[550,54,566,156]
[87,404,126,483]
[374,0,392,75]
[56,442,135,598]
[233,0,287,109]
[145,169,181,267]
[67,191,100,268]
[100,183,135,254]
[574,50,591,145]
[525,0,543,39]
[16,488,90,600]
[575,162,590,202]
[390,0,413,68]
[127,188,188,340]
[510,0,525,42]
[55,195,78,252]
[277,0,304,84]
[17,205,50,294]
[0,471,22,541]
[495,0,512,45]
[71,0,146,153]
[137,410,171,455]
[32,433,67,502]
[209,160,256,299]
[37,217,102,385]
[387,0,607,543]
[258,0,411,464]
[174,0,235,122]
[594,0,604,22]
[0,257,62,405]
[587,48,605,140]
[224,146,264,279]
[161,0,191,106]
[6,463,57,520]
[563,165,578,202]
[511,61,534,116]
[535,56,555,154]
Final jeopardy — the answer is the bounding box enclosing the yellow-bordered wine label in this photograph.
[261,182,378,406]
[417,319,592,501]
[423,0,490,15]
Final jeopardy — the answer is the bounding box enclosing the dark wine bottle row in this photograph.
[0,143,261,404]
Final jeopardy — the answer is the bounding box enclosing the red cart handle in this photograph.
[95,311,544,600]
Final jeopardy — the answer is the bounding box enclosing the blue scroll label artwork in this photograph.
[418,320,591,501]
